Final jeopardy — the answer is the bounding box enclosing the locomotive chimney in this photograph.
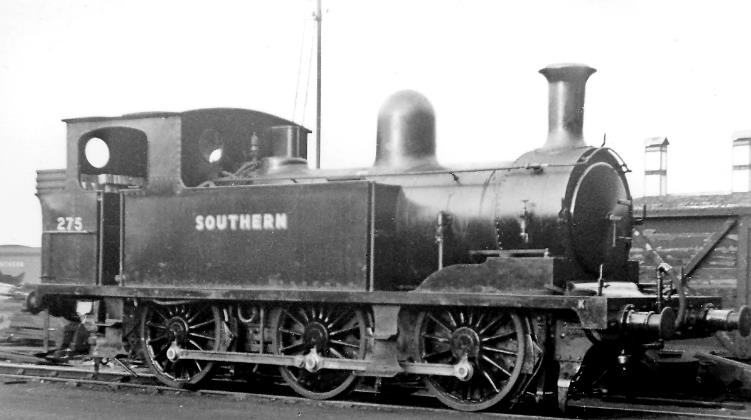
[539,63,596,151]
[373,90,439,171]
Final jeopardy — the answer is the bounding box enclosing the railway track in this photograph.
[0,353,749,419]
[568,397,751,419]
[0,359,549,420]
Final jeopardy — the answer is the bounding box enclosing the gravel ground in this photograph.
[0,380,541,420]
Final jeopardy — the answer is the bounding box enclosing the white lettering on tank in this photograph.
[216,215,227,231]
[239,214,251,230]
[275,213,287,230]
[195,212,288,232]
[251,214,262,230]
[263,214,274,230]
[228,214,239,230]
[204,215,216,230]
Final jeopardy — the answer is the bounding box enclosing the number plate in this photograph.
[56,216,84,232]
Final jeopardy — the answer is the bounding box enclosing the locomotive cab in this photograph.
[37,110,310,290]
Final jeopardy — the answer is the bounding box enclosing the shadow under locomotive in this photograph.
[27,63,751,412]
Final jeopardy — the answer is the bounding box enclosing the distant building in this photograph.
[644,136,669,196]
[732,130,751,193]
[0,245,41,285]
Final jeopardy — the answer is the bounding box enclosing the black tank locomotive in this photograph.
[30,64,751,412]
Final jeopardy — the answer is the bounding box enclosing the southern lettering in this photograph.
[195,213,288,231]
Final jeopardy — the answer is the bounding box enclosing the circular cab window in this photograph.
[84,137,110,168]
[199,128,224,164]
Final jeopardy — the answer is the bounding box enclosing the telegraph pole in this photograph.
[314,0,322,169]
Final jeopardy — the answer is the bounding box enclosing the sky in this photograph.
[1,0,751,247]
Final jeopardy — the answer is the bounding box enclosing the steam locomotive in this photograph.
[29,64,751,412]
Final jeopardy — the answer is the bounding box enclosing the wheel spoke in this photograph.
[280,342,305,354]
[280,328,303,337]
[482,346,516,357]
[477,314,504,335]
[422,333,449,343]
[189,332,215,341]
[445,310,458,328]
[298,308,310,323]
[154,308,169,321]
[283,310,306,329]
[146,321,167,330]
[428,313,452,333]
[482,369,500,393]
[189,319,216,330]
[186,306,208,324]
[481,331,515,343]
[329,347,345,359]
[188,339,207,351]
[423,349,452,361]
[148,333,169,344]
[326,310,350,329]
[481,354,510,377]
[473,312,486,328]
[329,325,360,337]
[330,339,360,349]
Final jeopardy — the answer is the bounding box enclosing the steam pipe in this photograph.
[539,63,596,151]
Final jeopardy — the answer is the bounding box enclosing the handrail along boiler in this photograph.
[29,64,751,412]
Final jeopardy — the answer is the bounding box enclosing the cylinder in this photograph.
[539,63,596,151]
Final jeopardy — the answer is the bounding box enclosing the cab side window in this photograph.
[78,127,147,189]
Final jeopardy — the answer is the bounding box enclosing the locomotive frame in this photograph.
[29,64,751,412]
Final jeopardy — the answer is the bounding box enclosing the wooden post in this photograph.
[737,217,751,309]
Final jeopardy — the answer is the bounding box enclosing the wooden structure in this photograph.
[633,193,751,357]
